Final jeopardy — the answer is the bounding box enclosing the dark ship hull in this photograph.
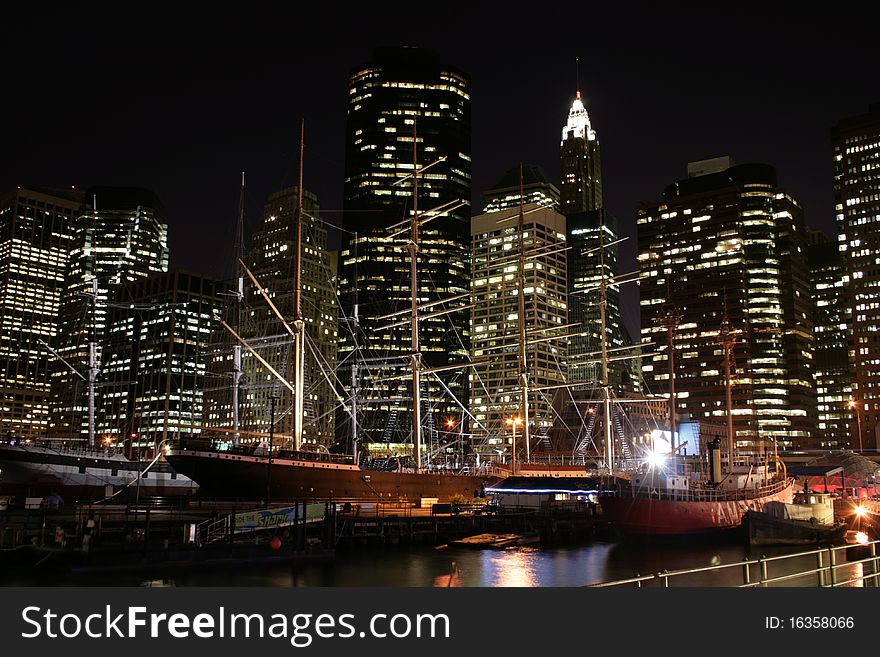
[743,509,847,546]
[166,448,498,501]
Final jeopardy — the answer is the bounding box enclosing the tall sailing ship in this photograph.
[168,159,660,499]
[165,121,499,501]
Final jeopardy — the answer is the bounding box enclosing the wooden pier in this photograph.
[0,497,609,577]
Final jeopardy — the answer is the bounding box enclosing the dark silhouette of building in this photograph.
[807,230,852,449]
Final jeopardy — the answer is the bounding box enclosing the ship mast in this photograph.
[719,301,737,471]
[350,298,359,464]
[232,172,245,445]
[597,211,613,472]
[516,165,531,468]
[292,118,306,452]
[409,121,424,469]
[87,276,99,447]
[658,300,681,451]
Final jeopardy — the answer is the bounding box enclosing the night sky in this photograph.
[3,2,878,337]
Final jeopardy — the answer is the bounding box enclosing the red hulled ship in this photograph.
[599,439,795,535]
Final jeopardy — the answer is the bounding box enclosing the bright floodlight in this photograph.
[855,531,869,545]
[646,450,666,469]
[855,506,866,517]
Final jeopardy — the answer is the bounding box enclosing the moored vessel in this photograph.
[0,439,198,499]
[165,443,497,501]
[743,490,846,546]
[598,442,795,536]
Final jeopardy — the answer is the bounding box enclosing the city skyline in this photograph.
[3,5,877,339]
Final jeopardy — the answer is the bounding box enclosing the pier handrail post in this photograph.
[759,555,768,587]
[634,573,641,588]
[658,570,669,587]
[871,542,879,587]
[827,547,836,587]
[741,558,751,585]
[817,550,825,587]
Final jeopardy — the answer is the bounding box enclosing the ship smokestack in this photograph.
[708,438,723,485]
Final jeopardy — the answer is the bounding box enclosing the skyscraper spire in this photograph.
[562,90,596,143]
[560,84,602,214]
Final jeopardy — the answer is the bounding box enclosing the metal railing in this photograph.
[590,540,880,588]
[609,477,792,503]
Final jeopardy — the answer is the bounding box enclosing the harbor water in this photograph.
[3,540,871,587]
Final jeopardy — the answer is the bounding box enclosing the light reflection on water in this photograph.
[4,541,869,588]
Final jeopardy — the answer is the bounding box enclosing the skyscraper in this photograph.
[244,188,337,446]
[832,103,880,450]
[637,160,816,450]
[0,187,83,439]
[558,90,637,393]
[481,165,560,214]
[50,187,169,442]
[338,47,471,453]
[807,230,852,449]
[470,189,568,458]
[100,270,223,448]
[566,209,640,391]
[560,91,602,215]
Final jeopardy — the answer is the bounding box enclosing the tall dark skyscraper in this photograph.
[560,91,602,215]
[832,103,880,450]
[807,230,852,449]
[0,187,83,439]
[558,90,637,393]
[339,47,471,452]
[50,187,169,441]
[637,159,816,450]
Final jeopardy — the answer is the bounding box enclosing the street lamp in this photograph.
[848,400,863,452]
[506,416,522,474]
[445,417,464,466]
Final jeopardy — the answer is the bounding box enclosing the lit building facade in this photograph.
[338,47,471,451]
[0,187,83,439]
[807,230,852,448]
[100,271,223,448]
[832,103,880,450]
[50,187,169,440]
[637,160,816,450]
[560,91,602,215]
[481,166,560,214]
[239,188,337,447]
[470,202,568,458]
